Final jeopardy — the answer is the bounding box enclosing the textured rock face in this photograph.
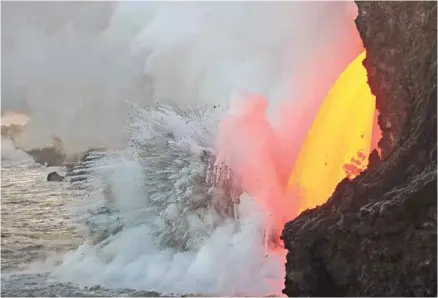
[356,1,437,160]
[282,1,437,297]
[26,147,67,167]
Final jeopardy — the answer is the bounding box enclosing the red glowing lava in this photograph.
[216,51,382,245]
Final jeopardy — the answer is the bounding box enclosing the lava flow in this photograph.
[288,51,381,213]
[216,50,381,241]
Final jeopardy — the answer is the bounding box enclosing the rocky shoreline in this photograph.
[281,1,437,296]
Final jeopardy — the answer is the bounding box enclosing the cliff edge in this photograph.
[281,1,437,296]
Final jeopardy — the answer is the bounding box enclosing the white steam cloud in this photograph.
[3,2,363,295]
[2,1,361,153]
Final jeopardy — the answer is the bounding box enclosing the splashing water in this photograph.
[47,104,285,296]
[2,1,369,296]
[214,94,302,245]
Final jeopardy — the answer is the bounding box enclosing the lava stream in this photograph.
[287,51,381,213]
[216,51,381,244]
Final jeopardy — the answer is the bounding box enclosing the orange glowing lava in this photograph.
[216,51,381,240]
[287,51,381,213]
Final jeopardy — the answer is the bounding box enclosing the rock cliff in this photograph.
[281,1,437,296]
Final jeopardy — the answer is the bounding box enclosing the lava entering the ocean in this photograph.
[287,51,381,213]
[216,50,381,245]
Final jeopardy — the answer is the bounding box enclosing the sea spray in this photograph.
[2,2,364,295]
[51,104,285,295]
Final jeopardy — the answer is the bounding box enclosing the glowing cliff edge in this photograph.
[288,51,379,213]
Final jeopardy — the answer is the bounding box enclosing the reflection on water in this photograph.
[0,157,181,296]
[1,158,84,271]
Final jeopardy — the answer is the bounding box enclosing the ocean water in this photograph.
[0,106,286,297]
[1,144,96,296]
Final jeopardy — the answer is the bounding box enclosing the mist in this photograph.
[1,1,362,153]
[1,2,369,295]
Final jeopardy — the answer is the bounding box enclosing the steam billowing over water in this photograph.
[2,2,362,296]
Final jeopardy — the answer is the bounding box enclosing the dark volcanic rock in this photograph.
[26,147,67,167]
[357,1,437,160]
[282,1,437,297]
[47,171,64,182]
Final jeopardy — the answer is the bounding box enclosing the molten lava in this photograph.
[216,51,381,244]
[287,51,380,213]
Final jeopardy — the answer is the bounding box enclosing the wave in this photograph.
[49,104,284,296]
